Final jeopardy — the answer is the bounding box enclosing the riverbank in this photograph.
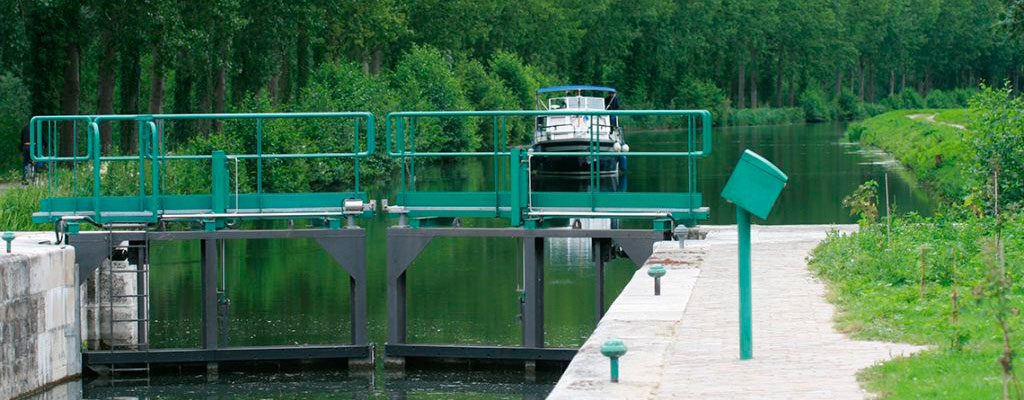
[550,225,924,399]
[846,109,971,202]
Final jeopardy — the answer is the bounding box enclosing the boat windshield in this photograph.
[548,96,605,110]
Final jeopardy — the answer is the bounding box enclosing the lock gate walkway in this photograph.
[548,224,925,400]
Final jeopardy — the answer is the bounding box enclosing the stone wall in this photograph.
[0,233,80,400]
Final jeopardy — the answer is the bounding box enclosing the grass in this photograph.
[846,109,971,201]
[809,215,1024,399]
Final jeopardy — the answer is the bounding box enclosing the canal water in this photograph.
[83,122,934,399]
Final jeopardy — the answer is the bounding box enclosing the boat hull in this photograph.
[530,140,623,175]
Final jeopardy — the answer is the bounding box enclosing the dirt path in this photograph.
[907,113,965,129]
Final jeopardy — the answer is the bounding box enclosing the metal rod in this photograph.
[738,207,752,360]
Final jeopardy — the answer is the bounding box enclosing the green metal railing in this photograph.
[384,110,712,228]
[30,113,375,227]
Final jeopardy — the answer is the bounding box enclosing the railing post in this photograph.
[212,150,228,214]
[510,148,523,226]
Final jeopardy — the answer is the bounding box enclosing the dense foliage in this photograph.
[0,0,1021,164]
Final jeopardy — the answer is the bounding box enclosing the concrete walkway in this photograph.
[549,225,925,400]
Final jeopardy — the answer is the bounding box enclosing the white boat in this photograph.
[530,85,629,175]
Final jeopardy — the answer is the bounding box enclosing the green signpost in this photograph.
[720,149,788,360]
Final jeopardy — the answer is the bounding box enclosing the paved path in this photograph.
[549,225,925,400]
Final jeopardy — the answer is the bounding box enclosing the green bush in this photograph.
[391,45,479,154]
[837,89,866,120]
[457,58,523,147]
[925,90,955,108]
[0,73,30,174]
[967,83,1024,210]
[800,85,833,122]
[673,76,731,126]
[295,61,397,189]
[882,88,926,109]
[727,107,804,126]
[862,102,889,117]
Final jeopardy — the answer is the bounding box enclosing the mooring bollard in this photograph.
[647,265,666,295]
[3,231,13,253]
[601,339,627,382]
[674,225,688,248]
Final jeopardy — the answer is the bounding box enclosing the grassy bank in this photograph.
[809,215,1024,398]
[846,109,971,201]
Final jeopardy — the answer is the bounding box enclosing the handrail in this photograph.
[30,112,376,226]
[384,109,712,157]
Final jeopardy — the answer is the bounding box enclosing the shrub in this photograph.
[837,89,866,120]
[882,88,926,109]
[967,83,1024,210]
[0,73,30,173]
[673,77,731,126]
[862,102,889,117]
[457,59,523,147]
[925,89,957,108]
[727,107,804,126]
[800,85,833,122]
[296,61,397,188]
[391,45,479,154]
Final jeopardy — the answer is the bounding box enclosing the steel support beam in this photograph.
[201,239,218,350]
[522,237,544,348]
[592,238,608,325]
[83,345,370,364]
[384,344,575,361]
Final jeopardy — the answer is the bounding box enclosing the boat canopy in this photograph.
[536,85,616,94]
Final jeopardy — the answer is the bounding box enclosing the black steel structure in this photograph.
[385,227,662,367]
[70,228,372,372]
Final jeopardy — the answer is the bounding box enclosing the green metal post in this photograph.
[737,207,752,360]
[510,148,522,227]
[3,231,14,253]
[90,122,101,220]
[212,151,228,214]
[148,121,160,218]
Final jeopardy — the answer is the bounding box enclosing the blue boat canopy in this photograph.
[536,85,616,94]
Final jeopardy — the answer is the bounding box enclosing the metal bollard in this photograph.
[674,225,688,248]
[647,265,666,295]
[601,339,627,382]
[3,231,13,253]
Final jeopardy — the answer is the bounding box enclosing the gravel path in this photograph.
[549,225,925,400]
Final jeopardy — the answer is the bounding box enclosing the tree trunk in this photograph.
[119,46,141,154]
[97,30,116,153]
[60,42,80,157]
[833,68,842,99]
[776,60,785,107]
[858,59,865,101]
[787,77,796,107]
[296,28,309,100]
[901,70,906,92]
[925,69,932,93]
[362,56,370,74]
[889,68,895,96]
[749,50,757,109]
[148,48,165,114]
[737,61,746,109]
[198,68,212,136]
[278,48,291,104]
[867,65,876,102]
[372,49,383,75]
[214,44,227,133]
